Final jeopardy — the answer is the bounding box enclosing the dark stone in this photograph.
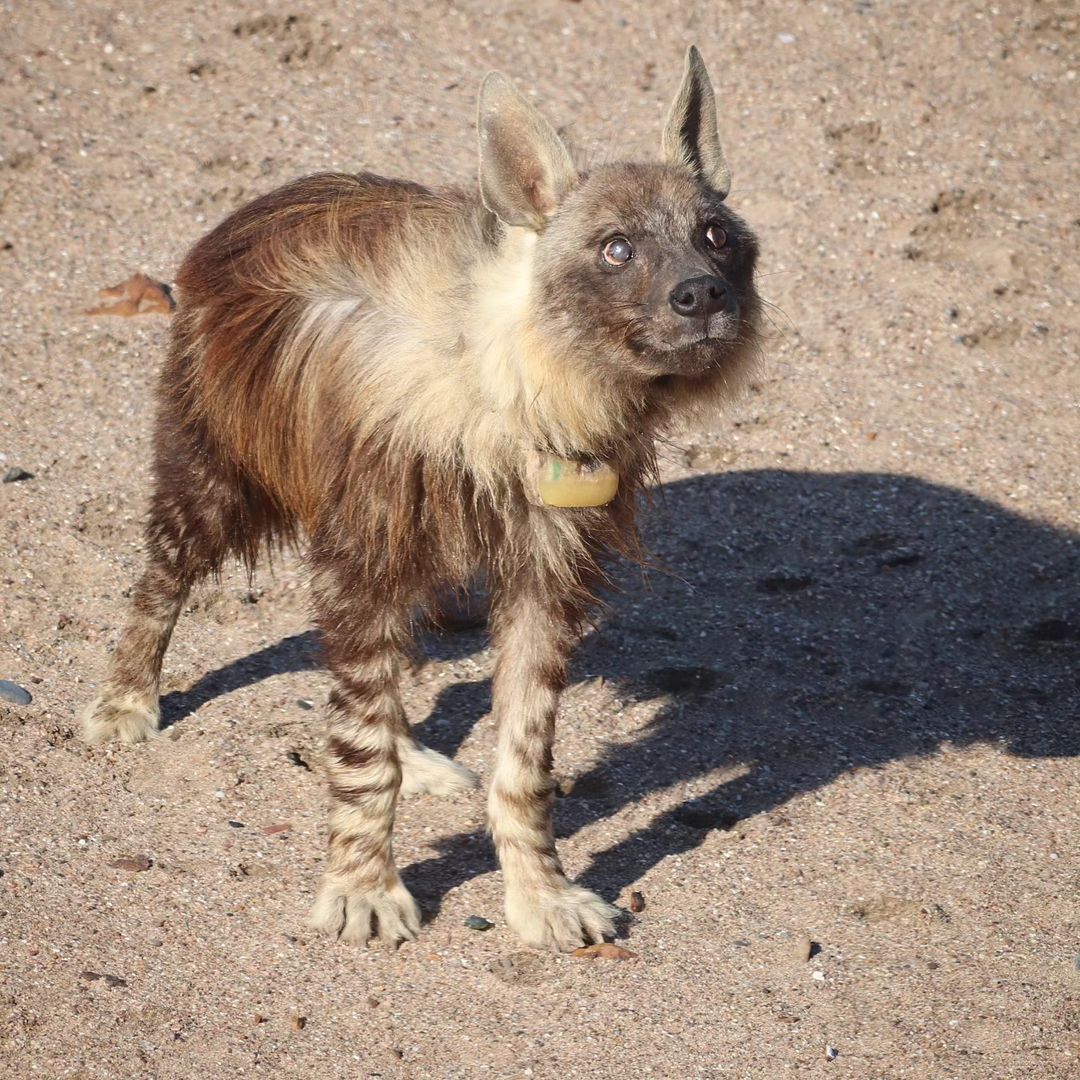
[2,467,33,484]
[878,549,923,568]
[757,573,813,594]
[855,677,912,697]
[0,680,32,705]
[674,803,739,831]
[1027,618,1078,644]
[81,971,127,988]
[646,666,723,695]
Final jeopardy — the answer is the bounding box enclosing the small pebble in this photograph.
[793,932,813,962]
[227,820,245,828]
[629,890,646,913]
[81,971,127,988]
[825,1045,838,1061]
[297,698,315,710]
[108,855,152,872]
[463,915,494,931]
[290,1014,307,1031]
[2,467,33,483]
[0,680,32,706]
[811,970,826,982]
[262,823,291,836]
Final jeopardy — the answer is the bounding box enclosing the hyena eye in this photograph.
[601,236,635,266]
[704,222,728,250]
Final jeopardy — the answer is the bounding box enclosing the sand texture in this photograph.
[1,1,1077,1077]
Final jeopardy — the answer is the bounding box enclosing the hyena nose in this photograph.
[669,275,730,319]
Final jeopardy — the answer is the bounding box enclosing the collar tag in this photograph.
[528,452,619,508]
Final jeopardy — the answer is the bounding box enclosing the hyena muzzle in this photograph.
[83,47,760,952]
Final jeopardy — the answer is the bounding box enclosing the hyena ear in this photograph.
[662,45,732,199]
[477,73,576,231]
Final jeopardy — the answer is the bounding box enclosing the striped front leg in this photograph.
[306,578,421,947]
[488,584,619,951]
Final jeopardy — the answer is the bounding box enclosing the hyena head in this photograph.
[477,46,760,393]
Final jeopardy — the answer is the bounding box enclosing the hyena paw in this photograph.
[505,879,619,952]
[399,742,478,797]
[307,875,422,947]
[81,690,159,745]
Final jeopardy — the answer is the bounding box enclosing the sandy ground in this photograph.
[1,1,1078,1077]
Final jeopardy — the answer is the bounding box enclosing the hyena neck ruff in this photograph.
[465,224,654,504]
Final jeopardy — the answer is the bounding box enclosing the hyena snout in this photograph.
[669,274,735,319]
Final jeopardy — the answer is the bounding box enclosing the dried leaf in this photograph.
[85,273,175,317]
[572,942,638,961]
[261,823,291,836]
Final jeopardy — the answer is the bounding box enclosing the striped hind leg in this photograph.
[82,441,241,743]
[487,578,619,952]
[82,549,191,744]
[83,403,277,745]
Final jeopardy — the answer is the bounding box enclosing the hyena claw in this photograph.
[307,876,422,948]
[505,880,620,953]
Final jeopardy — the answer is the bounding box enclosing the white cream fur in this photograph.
[82,689,160,744]
[270,220,640,513]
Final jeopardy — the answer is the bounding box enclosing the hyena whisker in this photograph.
[758,295,796,333]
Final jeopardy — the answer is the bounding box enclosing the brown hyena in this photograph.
[83,48,761,951]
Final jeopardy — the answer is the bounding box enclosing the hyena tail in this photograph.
[82,396,290,745]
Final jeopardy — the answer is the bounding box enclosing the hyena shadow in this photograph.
[157,617,485,726]
[405,468,1078,904]
[161,470,1077,905]
[160,631,319,723]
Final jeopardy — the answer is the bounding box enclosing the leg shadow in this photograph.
[159,630,319,727]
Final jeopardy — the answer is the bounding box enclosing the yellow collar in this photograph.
[530,452,619,508]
